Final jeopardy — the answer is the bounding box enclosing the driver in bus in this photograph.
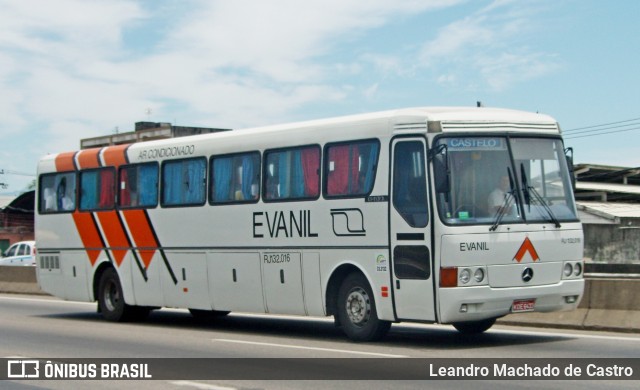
[488,175,512,214]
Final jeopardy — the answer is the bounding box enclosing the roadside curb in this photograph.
[497,278,640,333]
[0,266,47,295]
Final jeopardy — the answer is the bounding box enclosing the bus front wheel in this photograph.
[336,273,390,341]
[452,318,496,334]
[98,267,149,322]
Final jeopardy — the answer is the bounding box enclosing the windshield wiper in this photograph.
[490,168,517,232]
[520,163,561,228]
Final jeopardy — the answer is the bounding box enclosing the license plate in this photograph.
[511,299,536,313]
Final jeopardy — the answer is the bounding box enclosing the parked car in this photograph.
[0,241,36,266]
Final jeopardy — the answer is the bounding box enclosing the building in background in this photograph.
[0,191,35,253]
[80,121,230,149]
[574,164,640,264]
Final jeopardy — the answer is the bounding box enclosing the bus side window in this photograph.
[161,158,206,207]
[210,152,260,204]
[325,139,379,198]
[263,146,319,202]
[79,168,115,211]
[393,141,428,227]
[39,172,77,213]
[119,163,158,208]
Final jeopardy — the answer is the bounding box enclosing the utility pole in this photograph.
[0,169,8,190]
[0,169,36,190]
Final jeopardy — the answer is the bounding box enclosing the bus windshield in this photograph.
[435,136,578,226]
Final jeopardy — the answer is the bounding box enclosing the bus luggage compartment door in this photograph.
[261,251,306,315]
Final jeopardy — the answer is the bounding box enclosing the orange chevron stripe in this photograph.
[77,148,102,169]
[103,144,129,167]
[55,151,77,172]
[60,144,134,271]
[513,237,540,263]
[72,212,103,266]
[96,211,129,267]
[122,209,158,269]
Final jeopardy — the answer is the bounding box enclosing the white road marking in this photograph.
[487,327,640,343]
[213,338,408,358]
[170,381,237,390]
[0,295,94,306]
[227,312,335,323]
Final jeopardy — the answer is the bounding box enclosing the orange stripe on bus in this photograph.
[55,151,77,172]
[77,148,102,169]
[103,144,129,167]
[96,211,129,267]
[72,212,103,266]
[122,209,158,269]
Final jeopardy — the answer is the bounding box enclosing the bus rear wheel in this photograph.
[452,318,496,335]
[336,273,390,341]
[98,267,149,322]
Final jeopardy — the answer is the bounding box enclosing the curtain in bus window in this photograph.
[80,171,98,210]
[362,143,379,192]
[328,145,349,195]
[350,146,361,194]
[99,169,114,209]
[213,157,232,202]
[291,150,305,198]
[241,155,254,200]
[184,159,205,204]
[265,154,279,199]
[119,168,131,206]
[139,164,158,206]
[278,152,290,198]
[163,162,182,205]
[301,147,319,197]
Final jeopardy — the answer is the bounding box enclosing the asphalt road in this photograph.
[0,294,638,390]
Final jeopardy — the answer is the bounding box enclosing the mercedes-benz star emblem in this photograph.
[522,267,534,283]
[522,267,533,283]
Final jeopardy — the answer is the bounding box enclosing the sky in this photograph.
[1,0,639,194]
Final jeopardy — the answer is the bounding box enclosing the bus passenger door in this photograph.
[390,138,436,321]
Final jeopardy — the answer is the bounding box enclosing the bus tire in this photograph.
[452,318,496,334]
[337,272,390,341]
[189,308,230,321]
[97,267,147,322]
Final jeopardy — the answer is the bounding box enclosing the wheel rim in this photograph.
[345,287,371,327]
[104,279,119,312]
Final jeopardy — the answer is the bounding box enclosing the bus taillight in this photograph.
[440,267,458,288]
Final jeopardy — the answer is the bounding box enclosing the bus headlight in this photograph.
[459,268,471,284]
[574,262,582,276]
[563,263,573,277]
[441,266,488,287]
[562,261,584,279]
[474,268,485,283]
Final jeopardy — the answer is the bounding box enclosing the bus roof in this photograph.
[38,106,559,167]
[233,106,558,133]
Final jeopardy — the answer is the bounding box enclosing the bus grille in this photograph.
[40,255,60,270]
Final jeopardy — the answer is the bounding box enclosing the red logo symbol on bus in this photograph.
[513,237,540,263]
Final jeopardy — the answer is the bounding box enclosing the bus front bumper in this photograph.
[438,279,585,324]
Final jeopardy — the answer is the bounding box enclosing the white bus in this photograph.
[36,107,584,341]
